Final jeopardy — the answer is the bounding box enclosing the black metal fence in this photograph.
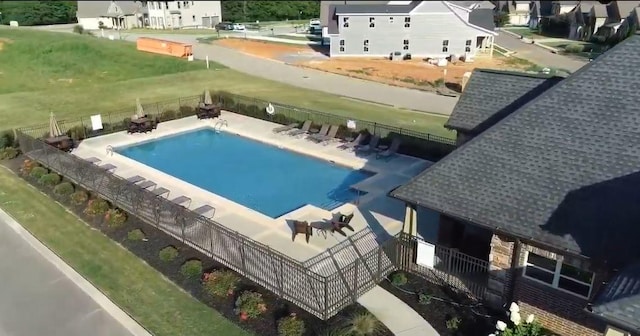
[16,91,457,161]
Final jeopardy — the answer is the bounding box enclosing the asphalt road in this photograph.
[495,31,587,72]
[0,215,138,336]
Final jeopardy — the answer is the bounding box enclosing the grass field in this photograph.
[0,29,452,137]
[0,167,251,336]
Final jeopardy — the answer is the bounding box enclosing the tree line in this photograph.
[0,1,77,26]
[221,1,320,23]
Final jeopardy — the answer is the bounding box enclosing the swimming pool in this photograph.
[117,128,373,218]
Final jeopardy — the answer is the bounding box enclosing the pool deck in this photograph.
[74,112,431,264]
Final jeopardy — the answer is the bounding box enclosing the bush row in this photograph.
[16,158,388,336]
[0,131,20,160]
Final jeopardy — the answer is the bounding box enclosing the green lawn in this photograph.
[504,27,542,38]
[0,167,251,336]
[0,29,451,137]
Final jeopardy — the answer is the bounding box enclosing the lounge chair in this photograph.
[292,220,312,243]
[273,123,299,133]
[137,180,157,189]
[311,125,340,145]
[331,213,355,236]
[126,175,145,184]
[339,133,367,151]
[307,124,329,139]
[171,195,192,208]
[355,135,380,154]
[288,120,312,137]
[376,138,402,160]
[193,204,215,218]
[151,187,170,197]
[85,157,101,164]
[98,163,117,171]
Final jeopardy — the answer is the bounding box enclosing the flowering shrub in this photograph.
[277,313,306,336]
[70,190,89,205]
[490,303,544,336]
[203,270,240,297]
[83,198,110,217]
[20,159,39,176]
[235,291,267,320]
[105,208,127,228]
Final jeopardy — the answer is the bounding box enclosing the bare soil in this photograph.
[215,38,534,92]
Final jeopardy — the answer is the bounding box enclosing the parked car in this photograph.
[215,22,234,31]
[232,23,246,31]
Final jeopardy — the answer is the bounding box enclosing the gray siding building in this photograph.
[324,1,497,58]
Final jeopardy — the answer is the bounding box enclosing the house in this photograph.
[599,1,640,42]
[391,34,640,336]
[146,1,222,29]
[76,1,147,30]
[562,1,606,40]
[323,1,497,58]
[444,69,563,146]
[494,0,532,26]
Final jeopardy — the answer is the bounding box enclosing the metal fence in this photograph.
[16,91,456,161]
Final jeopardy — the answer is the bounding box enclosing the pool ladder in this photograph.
[214,119,228,133]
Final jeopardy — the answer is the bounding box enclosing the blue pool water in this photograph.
[117,129,373,218]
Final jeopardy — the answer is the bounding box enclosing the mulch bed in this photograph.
[379,271,497,336]
[3,156,393,336]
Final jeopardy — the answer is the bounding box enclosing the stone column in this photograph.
[486,234,516,308]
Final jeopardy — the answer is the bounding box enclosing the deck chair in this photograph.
[98,163,117,171]
[288,120,312,137]
[137,180,157,189]
[151,187,170,198]
[85,157,101,164]
[193,204,215,218]
[126,175,145,184]
[339,133,367,151]
[171,195,192,208]
[313,125,340,145]
[307,124,329,140]
[331,213,355,236]
[355,134,380,153]
[292,220,312,243]
[376,138,402,160]
[273,123,299,133]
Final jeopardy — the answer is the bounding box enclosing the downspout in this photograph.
[506,238,522,304]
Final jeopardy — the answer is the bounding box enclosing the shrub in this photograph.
[20,159,39,176]
[38,173,61,187]
[70,190,89,205]
[73,24,85,34]
[53,182,74,197]
[159,246,179,262]
[160,110,176,122]
[180,259,203,279]
[277,313,306,336]
[446,316,461,331]
[29,166,48,179]
[564,43,585,53]
[433,78,445,87]
[0,131,15,149]
[390,272,408,286]
[83,198,110,217]
[66,125,88,141]
[345,312,382,336]
[105,208,127,228]
[234,291,267,320]
[418,292,432,305]
[127,229,145,241]
[203,270,240,297]
[0,147,19,160]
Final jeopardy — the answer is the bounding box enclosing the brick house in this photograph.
[391,34,640,336]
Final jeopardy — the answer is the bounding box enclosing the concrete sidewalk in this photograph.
[358,286,439,336]
[0,209,152,336]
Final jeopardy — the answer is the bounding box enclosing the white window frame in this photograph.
[404,16,410,28]
[339,39,345,53]
[465,39,472,52]
[342,17,349,28]
[363,39,369,53]
[522,251,594,299]
[389,17,394,24]
[403,39,409,50]
[369,17,375,28]
[442,40,449,53]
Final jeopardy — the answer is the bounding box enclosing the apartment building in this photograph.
[147,1,222,29]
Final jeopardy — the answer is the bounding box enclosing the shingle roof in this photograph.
[445,70,563,134]
[469,8,497,31]
[591,263,640,331]
[77,1,143,18]
[391,34,640,266]
[334,2,420,14]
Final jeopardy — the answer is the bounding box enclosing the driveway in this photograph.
[0,211,148,336]
[115,32,459,115]
[495,31,587,72]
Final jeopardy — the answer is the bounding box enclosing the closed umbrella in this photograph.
[49,112,63,138]
[203,89,213,105]
[135,98,144,119]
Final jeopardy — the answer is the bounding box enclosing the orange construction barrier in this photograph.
[136,37,193,59]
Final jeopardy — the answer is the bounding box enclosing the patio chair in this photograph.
[331,213,355,236]
[193,204,215,218]
[137,180,157,189]
[311,125,340,145]
[355,134,380,154]
[339,133,367,151]
[85,157,101,164]
[376,138,402,160]
[292,220,312,243]
[126,175,145,184]
[171,195,192,208]
[98,163,117,171]
[273,123,299,133]
[288,120,312,137]
[307,124,329,140]
[151,187,170,198]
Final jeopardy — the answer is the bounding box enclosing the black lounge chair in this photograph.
[171,195,192,208]
[193,204,215,218]
[288,120,312,137]
[126,175,145,184]
[273,123,299,133]
[98,163,117,171]
[152,187,170,197]
[376,138,402,160]
[137,180,157,189]
[339,133,367,151]
[355,135,380,154]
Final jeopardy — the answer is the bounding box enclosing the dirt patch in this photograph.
[215,38,312,60]
[215,38,536,92]
[0,38,14,51]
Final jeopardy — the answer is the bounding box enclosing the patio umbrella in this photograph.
[135,98,144,119]
[203,89,213,105]
[49,112,63,138]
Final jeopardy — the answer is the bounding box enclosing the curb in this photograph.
[0,208,153,336]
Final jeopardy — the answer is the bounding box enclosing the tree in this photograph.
[494,11,510,27]
[0,1,77,26]
[221,1,319,23]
